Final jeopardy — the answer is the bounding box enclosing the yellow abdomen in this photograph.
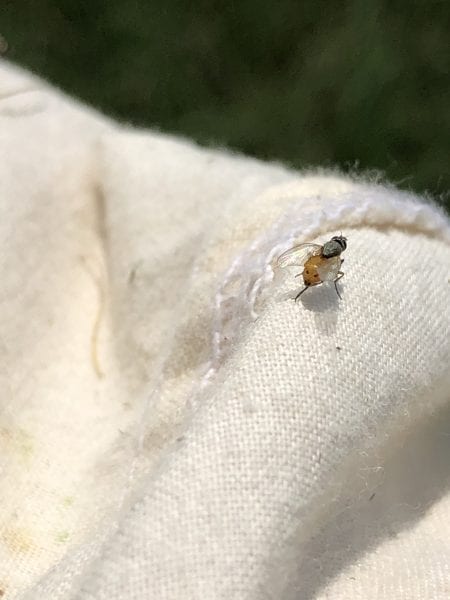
[303,254,326,286]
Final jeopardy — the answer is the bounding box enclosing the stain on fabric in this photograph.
[0,427,34,464]
[2,527,35,554]
[80,256,106,379]
[128,260,143,285]
[62,495,74,507]
[55,530,70,543]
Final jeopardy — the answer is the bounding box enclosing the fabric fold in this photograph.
[1,59,449,600]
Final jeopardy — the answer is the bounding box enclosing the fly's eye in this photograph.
[332,235,347,250]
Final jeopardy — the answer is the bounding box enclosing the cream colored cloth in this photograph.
[0,60,449,600]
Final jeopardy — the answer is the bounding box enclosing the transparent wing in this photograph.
[317,256,342,281]
[277,243,322,268]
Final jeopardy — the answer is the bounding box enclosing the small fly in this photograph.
[277,235,347,301]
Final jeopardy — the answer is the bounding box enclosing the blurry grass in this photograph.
[1,0,449,207]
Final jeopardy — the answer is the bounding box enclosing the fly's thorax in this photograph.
[322,240,343,258]
[322,235,347,258]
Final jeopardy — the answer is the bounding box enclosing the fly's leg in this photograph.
[294,286,309,302]
[294,280,323,302]
[294,271,309,302]
[294,269,307,300]
[334,271,344,299]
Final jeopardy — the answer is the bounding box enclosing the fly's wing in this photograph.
[317,256,342,281]
[276,243,322,268]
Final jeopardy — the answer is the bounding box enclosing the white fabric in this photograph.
[0,60,449,600]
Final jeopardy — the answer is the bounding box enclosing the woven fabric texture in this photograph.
[0,60,449,600]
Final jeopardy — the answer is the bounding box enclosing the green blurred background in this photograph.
[1,1,449,206]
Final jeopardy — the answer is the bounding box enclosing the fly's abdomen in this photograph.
[303,256,322,286]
